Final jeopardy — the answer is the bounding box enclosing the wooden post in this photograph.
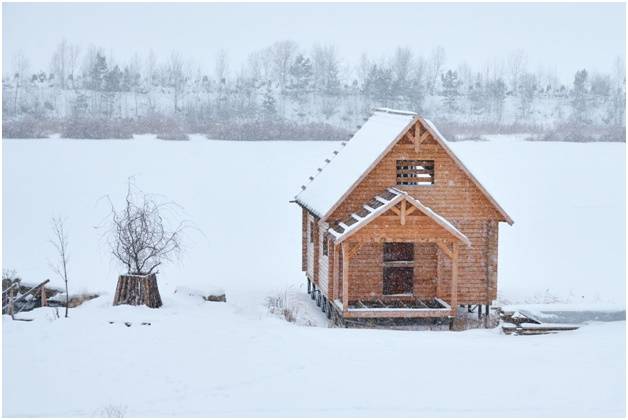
[450,243,459,317]
[400,200,406,225]
[342,243,349,312]
[41,286,47,307]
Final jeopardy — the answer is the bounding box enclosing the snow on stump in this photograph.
[113,273,163,308]
[205,293,226,302]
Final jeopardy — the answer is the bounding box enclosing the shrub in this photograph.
[61,117,133,139]
[2,116,55,139]
[207,118,351,141]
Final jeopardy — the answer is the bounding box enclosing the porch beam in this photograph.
[341,244,349,312]
[436,240,454,259]
[400,200,406,225]
[450,243,459,317]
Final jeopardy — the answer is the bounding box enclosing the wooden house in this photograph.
[294,108,513,323]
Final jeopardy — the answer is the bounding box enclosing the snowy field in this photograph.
[2,135,626,416]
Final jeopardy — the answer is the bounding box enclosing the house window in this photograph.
[309,221,314,243]
[396,160,434,185]
[322,234,328,256]
[383,242,414,295]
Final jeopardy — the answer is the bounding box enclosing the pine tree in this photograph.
[262,82,276,117]
[440,70,461,112]
[571,69,590,122]
[89,53,108,91]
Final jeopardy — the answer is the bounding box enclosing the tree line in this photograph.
[3,40,625,141]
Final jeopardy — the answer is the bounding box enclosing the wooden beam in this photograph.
[342,244,349,312]
[400,200,406,225]
[346,242,362,258]
[450,243,459,317]
[420,131,431,143]
[414,124,422,153]
[436,241,454,259]
[405,206,417,216]
[390,205,400,216]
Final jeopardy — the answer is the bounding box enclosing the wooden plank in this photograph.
[342,244,349,311]
[344,308,451,318]
[436,241,454,259]
[420,131,431,143]
[451,243,459,317]
[400,200,406,225]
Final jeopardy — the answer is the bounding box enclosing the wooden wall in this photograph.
[325,121,502,305]
[347,241,439,301]
[318,221,329,294]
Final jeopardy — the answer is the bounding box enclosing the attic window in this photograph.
[396,160,434,186]
[322,234,329,256]
[309,221,315,243]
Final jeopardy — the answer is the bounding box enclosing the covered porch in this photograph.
[326,188,470,319]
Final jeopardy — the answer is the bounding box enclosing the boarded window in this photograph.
[383,243,414,295]
[396,160,434,185]
[383,267,413,295]
[322,234,328,256]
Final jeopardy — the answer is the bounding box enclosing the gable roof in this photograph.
[294,108,513,225]
[328,187,471,246]
[294,108,416,217]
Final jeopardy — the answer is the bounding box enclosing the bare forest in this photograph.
[3,41,625,141]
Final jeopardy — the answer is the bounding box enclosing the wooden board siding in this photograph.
[306,212,315,281]
[301,207,307,272]
[318,222,329,294]
[328,140,502,224]
[414,243,437,297]
[347,241,440,302]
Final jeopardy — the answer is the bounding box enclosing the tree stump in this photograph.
[113,273,163,308]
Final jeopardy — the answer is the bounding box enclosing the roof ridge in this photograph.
[373,107,418,116]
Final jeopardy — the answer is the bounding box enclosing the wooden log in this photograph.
[112,273,163,308]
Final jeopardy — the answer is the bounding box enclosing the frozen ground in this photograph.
[2,135,626,416]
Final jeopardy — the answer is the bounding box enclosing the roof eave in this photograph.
[320,116,421,222]
[418,117,514,226]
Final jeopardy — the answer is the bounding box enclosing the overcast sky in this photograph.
[3,2,625,82]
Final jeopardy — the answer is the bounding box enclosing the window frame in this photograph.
[396,159,435,186]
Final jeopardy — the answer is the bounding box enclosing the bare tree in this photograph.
[108,180,184,276]
[106,180,187,308]
[214,49,229,83]
[427,46,446,95]
[11,51,29,115]
[271,40,298,90]
[507,49,528,93]
[166,52,186,113]
[50,217,70,318]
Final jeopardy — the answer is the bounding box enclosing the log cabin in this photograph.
[293,108,513,324]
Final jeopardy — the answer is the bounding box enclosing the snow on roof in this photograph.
[328,187,470,246]
[295,109,416,217]
[420,117,514,225]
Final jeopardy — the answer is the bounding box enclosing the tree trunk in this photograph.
[113,273,162,308]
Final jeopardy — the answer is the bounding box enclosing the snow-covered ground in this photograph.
[2,135,626,416]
